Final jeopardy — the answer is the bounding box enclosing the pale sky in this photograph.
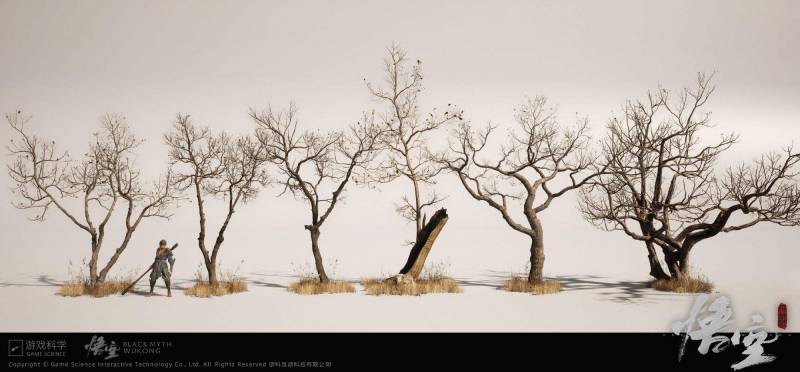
[1,0,798,285]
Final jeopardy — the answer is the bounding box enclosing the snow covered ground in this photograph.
[1,269,797,332]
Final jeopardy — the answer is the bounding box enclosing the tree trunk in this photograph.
[208,258,218,286]
[646,241,669,280]
[662,247,690,280]
[399,208,449,279]
[677,244,694,277]
[89,238,100,286]
[97,231,134,283]
[528,230,545,284]
[307,225,329,283]
[207,236,224,287]
[665,252,680,279]
[411,177,423,239]
[208,205,235,287]
[194,181,215,285]
[659,241,697,281]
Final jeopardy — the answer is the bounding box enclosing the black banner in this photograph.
[2,332,797,370]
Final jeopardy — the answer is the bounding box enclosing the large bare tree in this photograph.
[366,45,462,243]
[251,103,383,283]
[164,115,270,286]
[579,74,800,280]
[439,97,606,284]
[7,111,176,286]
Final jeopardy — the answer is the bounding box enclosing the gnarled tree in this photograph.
[164,115,270,286]
[439,97,606,284]
[7,111,176,286]
[251,104,383,283]
[579,74,800,280]
[366,45,462,243]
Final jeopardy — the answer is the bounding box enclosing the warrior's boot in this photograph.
[147,282,154,297]
[166,280,172,297]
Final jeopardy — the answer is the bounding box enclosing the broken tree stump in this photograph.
[399,208,449,279]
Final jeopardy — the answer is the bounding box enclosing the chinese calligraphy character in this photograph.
[105,341,120,360]
[731,314,778,370]
[85,335,107,357]
[84,335,120,360]
[672,294,734,360]
[673,294,779,370]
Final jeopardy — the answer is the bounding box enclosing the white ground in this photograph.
[1,269,797,332]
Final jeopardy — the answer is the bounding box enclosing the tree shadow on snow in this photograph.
[0,275,64,288]
[244,274,288,289]
[556,274,686,304]
[455,270,687,304]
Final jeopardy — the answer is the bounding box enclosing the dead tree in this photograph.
[164,115,270,286]
[579,73,800,280]
[398,208,449,279]
[440,97,606,284]
[251,103,383,283]
[365,44,462,243]
[7,111,176,286]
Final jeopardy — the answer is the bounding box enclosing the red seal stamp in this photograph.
[778,303,787,330]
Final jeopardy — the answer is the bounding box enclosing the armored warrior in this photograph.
[149,239,176,297]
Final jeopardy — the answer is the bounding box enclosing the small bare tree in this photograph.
[251,103,383,283]
[164,115,270,286]
[366,44,462,242]
[439,97,606,284]
[7,111,176,286]
[579,74,800,280]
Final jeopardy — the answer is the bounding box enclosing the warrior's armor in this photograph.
[149,239,175,297]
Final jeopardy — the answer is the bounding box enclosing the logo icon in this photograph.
[778,303,787,330]
[8,340,23,357]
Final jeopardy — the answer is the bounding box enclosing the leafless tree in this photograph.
[439,97,606,283]
[366,44,462,243]
[7,111,177,286]
[251,103,383,283]
[164,115,270,286]
[579,73,800,280]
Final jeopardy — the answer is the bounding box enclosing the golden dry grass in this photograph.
[287,278,355,295]
[184,278,249,298]
[57,263,138,298]
[649,274,714,293]
[184,263,249,297]
[502,277,562,295]
[57,281,86,297]
[361,277,462,296]
[57,280,132,297]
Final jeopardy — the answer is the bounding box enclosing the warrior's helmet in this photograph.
[159,239,167,247]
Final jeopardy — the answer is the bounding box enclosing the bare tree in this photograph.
[7,111,176,286]
[251,103,383,283]
[579,73,800,280]
[164,115,270,286]
[439,97,606,284]
[366,44,462,243]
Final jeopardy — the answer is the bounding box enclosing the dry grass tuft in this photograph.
[227,278,248,293]
[361,260,462,296]
[362,260,463,296]
[649,274,714,293]
[57,280,132,297]
[57,281,86,297]
[57,262,136,297]
[361,277,462,296]
[184,278,249,298]
[184,262,249,297]
[287,278,355,295]
[502,277,562,295]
